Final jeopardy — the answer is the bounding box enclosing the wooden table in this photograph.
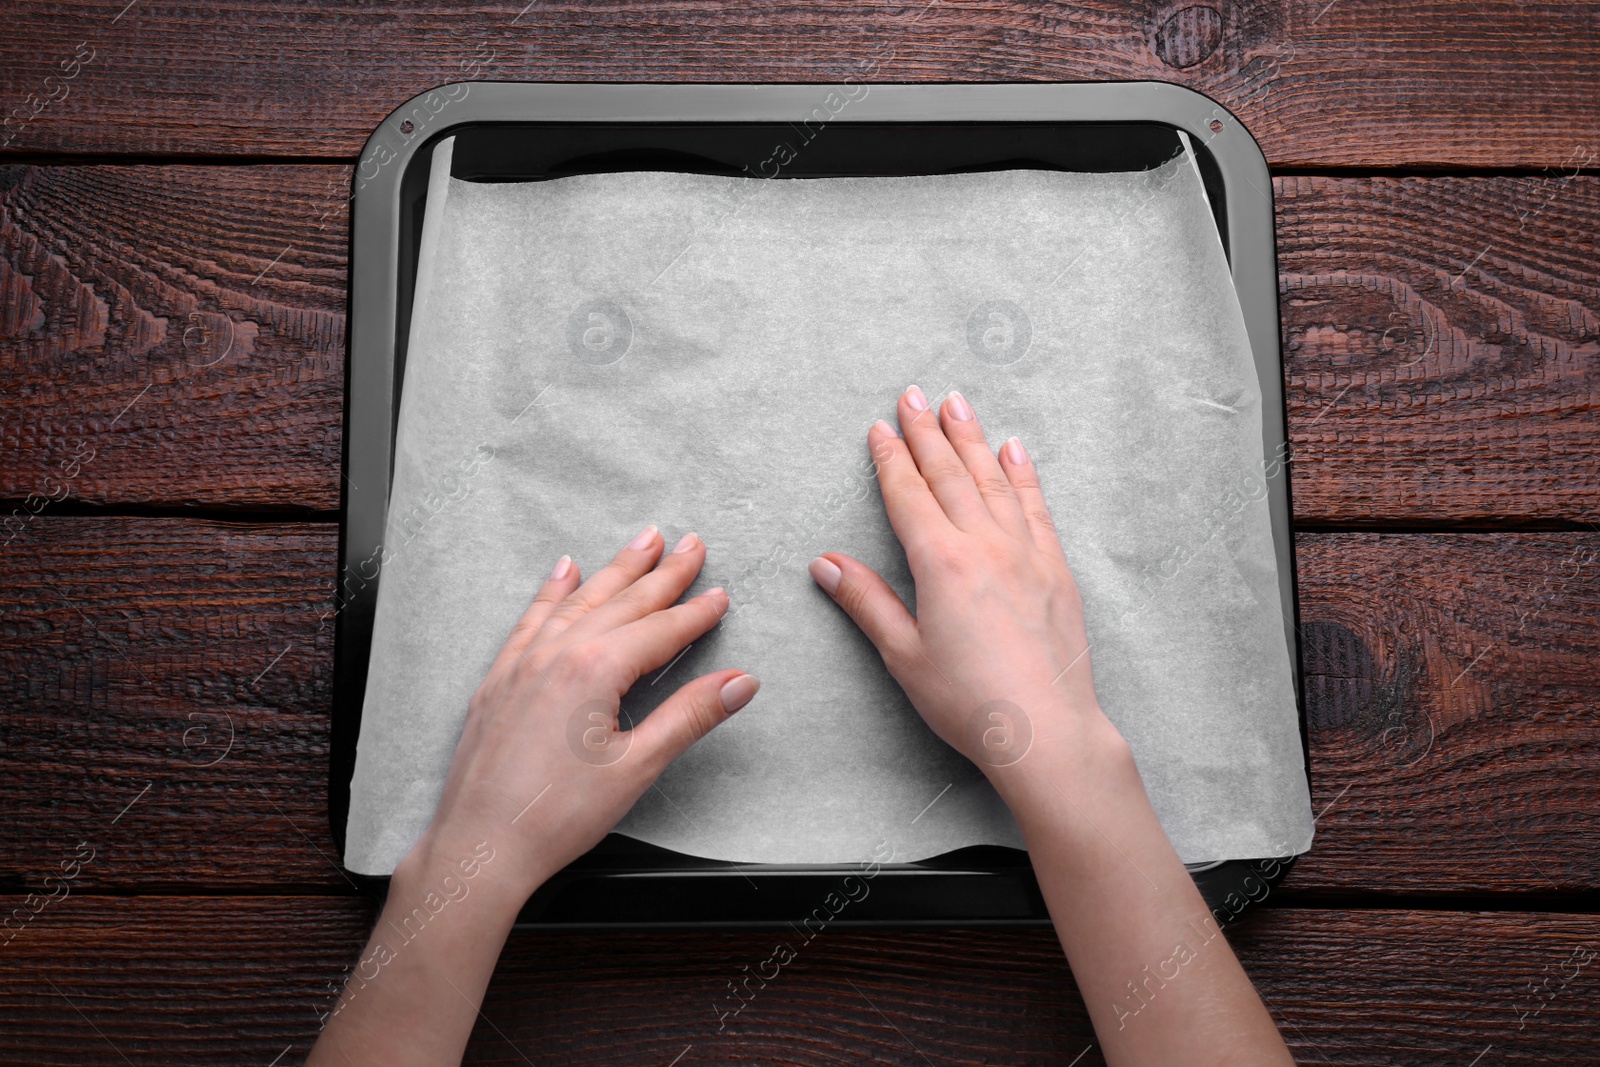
[2,2,1596,1063]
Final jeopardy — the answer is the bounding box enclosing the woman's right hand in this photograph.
[811,387,1296,1067]
[808,385,1124,779]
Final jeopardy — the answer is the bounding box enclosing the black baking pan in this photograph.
[333,83,1306,928]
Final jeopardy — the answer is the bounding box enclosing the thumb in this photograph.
[630,668,760,773]
[808,553,919,666]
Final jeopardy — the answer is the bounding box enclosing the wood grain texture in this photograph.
[2,0,1599,166]
[2,899,1597,1065]
[477,911,1600,1066]
[0,895,375,1066]
[1,1,1592,1058]
[3,520,1595,895]
[1294,533,1600,893]
[1280,175,1600,525]
[0,163,346,510]
[0,518,349,890]
[3,164,1597,520]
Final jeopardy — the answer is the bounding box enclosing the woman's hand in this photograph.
[410,525,760,901]
[810,387,1294,1066]
[808,385,1115,777]
[312,528,757,1067]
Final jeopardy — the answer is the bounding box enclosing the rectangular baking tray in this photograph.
[333,82,1307,928]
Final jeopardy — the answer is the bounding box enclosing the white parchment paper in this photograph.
[342,135,1315,875]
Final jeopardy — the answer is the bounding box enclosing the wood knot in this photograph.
[1302,621,1374,731]
[1154,5,1224,69]
[1303,618,1436,765]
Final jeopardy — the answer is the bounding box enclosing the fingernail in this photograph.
[1004,436,1029,465]
[873,418,900,438]
[672,532,699,554]
[549,554,572,581]
[720,674,761,713]
[627,524,659,551]
[945,391,974,422]
[808,556,842,596]
[704,586,726,599]
[904,385,928,412]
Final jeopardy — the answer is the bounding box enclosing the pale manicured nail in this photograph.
[809,556,842,596]
[904,384,929,412]
[1004,436,1029,465]
[873,418,900,438]
[627,524,659,551]
[672,532,699,554]
[549,554,572,581]
[720,674,761,713]
[945,391,974,422]
[704,586,726,599]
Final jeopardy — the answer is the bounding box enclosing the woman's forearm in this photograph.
[308,835,534,1067]
[992,713,1294,1067]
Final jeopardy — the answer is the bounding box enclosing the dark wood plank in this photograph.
[0,517,350,890]
[0,162,346,511]
[1280,176,1600,525]
[4,164,1597,521]
[3,520,1596,894]
[2,897,1597,1065]
[2,0,1598,166]
[1294,532,1600,894]
[0,895,375,1065]
[479,911,1600,1066]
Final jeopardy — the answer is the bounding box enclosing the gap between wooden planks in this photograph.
[0,519,1594,895]
[0,166,1596,523]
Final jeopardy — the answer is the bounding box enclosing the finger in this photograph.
[565,531,706,638]
[938,390,1028,537]
[898,385,990,530]
[605,587,730,686]
[808,552,919,671]
[491,554,583,672]
[868,418,951,557]
[539,524,663,637]
[630,668,759,774]
[999,436,1066,559]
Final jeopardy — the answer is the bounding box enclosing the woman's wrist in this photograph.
[391,828,538,930]
[982,700,1144,835]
